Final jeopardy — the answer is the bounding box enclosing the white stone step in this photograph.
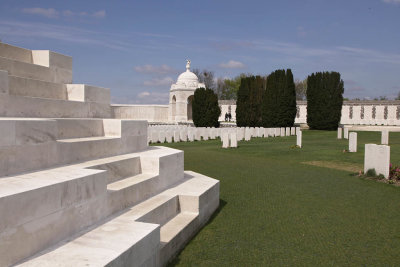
[54,118,104,139]
[17,220,160,267]
[57,136,122,164]
[0,43,33,64]
[90,156,142,184]
[107,173,160,214]
[0,56,71,84]
[0,166,108,267]
[160,212,198,263]
[6,169,219,266]
[0,94,111,118]
[18,193,180,266]
[8,75,67,100]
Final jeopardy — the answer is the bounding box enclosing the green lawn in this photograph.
[156,130,400,266]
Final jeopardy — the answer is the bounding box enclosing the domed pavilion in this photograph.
[169,60,205,123]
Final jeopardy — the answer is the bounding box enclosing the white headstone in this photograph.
[174,131,180,142]
[269,128,275,137]
[180,129,187,142]
[230,132,238,148]
[337,128,342,139]
[290,127,295,136]
[344,128,349,139]
[285,127,290,136]
[364,144,390,178]
[263,128,268,138]
[236,128,242,141]
[166,131,173,143]
[275,128,281,137]
[152,131,159,143]
[159,131,166,143]
[188,130,194,141]
[210,128,216,139]
[280,128,285,137]
[203,130,209,141]
[297,130,302,148]
[245,128,251,141]
[254,127,259,138]
[349,132,357,152]
[381,130,389,145]
[195,129,201,141]
[258,127,263,137]
[222,132,229,148]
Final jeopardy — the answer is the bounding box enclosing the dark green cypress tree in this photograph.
[307,71,344,130]
[236,76,265,127]
[236,77,250,127]
[262,69,296,127]
[192,88,221,127]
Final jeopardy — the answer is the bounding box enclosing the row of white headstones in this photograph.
[338,127,390,178]
[148,125,302,148]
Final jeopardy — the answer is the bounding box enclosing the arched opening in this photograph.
[187,95,194,121]
[171,95,176,120]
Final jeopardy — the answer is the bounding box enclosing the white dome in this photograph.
[170,60,205,91]
[176,70,199,84]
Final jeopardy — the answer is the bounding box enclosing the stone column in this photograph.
[349,132,357,152]
[381,130,389,145]
[364,144,390,178]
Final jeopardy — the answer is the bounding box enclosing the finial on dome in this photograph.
[186,59,191,72]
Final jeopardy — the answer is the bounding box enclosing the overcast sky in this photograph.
[0,0,399,103]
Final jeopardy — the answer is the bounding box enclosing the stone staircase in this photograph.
[0,42,219,266]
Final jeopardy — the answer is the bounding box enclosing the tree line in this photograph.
[192,69,344,130]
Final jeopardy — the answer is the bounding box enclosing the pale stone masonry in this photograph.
[364,144,390,178]
[280,128,285,137]
[381,130,389,145]
[230,132,238,148]
[349,132,357,152]
[344,128,349,139]
[222,132,229,148]
[297,130,302,148]
[0,42,219,266]
[337,128,342,139]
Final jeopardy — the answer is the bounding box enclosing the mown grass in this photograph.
[155,130,400,266]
